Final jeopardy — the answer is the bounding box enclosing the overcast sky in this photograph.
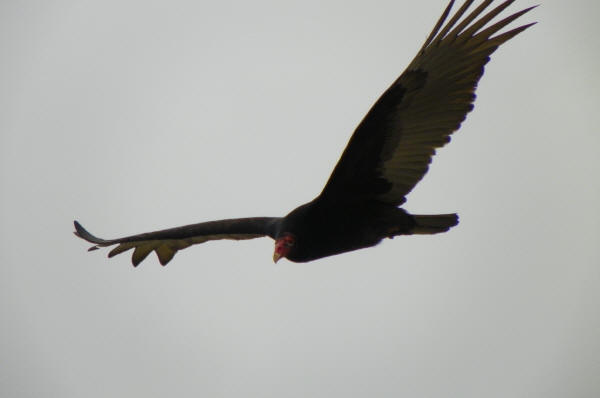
[2,0,599,397]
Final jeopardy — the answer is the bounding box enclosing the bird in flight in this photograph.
[75,0,536,266]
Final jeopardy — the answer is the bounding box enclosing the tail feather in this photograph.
[411,213,459,235]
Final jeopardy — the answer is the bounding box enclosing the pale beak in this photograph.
[273,251,282,263]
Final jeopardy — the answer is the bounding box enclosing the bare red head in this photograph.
[273,233,296,263]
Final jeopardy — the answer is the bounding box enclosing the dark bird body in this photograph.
[74,0,535,266]
[275,200,418,262]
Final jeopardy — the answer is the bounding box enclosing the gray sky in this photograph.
[2,0,599,397]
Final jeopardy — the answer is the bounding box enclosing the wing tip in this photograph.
[73,220,84,238]
[73,220,109,245]
[74,220,173,267]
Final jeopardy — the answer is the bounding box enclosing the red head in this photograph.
[273,233,296,263]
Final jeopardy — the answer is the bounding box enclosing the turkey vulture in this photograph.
[74,0,535,266]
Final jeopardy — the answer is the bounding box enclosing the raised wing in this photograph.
[74,217,280,266]
[319,0,536,205]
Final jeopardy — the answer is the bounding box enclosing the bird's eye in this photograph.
[283,236,295,247]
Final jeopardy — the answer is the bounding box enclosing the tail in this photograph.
[411,213,459,235]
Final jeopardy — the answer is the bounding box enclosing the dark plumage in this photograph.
[74,0,535,266]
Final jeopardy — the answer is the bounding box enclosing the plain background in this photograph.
[2,0,599,397]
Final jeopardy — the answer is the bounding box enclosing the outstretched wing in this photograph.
[319,0,536,205]
[74,217,280,266]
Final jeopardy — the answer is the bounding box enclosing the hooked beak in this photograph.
[273,251,282,263]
